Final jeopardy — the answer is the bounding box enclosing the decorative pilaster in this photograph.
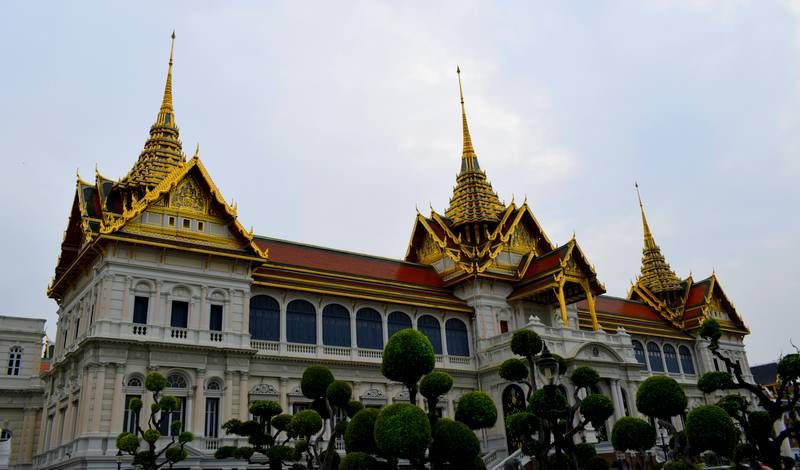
[109,365,126,433]
[239,372,249,420]
[193,370,206,435]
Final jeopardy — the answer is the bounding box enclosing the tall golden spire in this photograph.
[445,67,504,227]
[117,31,184,192]
[635,183,683,294]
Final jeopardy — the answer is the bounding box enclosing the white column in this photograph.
[223,372,233,435]
[610,379,624,421]
[193,370,206,436]
[239,373,249,420]
[109,365,126,433]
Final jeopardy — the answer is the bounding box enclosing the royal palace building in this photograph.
[9,37,754,469]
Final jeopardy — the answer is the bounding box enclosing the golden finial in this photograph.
[634,182,682,294]
[76,167,81,179]
[457,66,477,169]
[635,182,654,245]
[193,143,200,159]
[157,31,176,127]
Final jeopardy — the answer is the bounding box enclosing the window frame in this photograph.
[170,300,189,329]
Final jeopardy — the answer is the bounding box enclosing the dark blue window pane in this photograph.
[356,308,383,349]
[647,342,664,372]
[323,304,351,347]
[388,312,412,338]
[170,301,188,328]
[632,341,647,370]
[417,315,442,354]
[249,295,279,341]
[133,296,149,324]
[445,318,469,357]
[209,305,223,332]
[287,300,316,344]
[663,344,680,373]
[679,346,695,374]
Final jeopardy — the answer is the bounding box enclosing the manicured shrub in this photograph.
[511,330,543,357]
[574,442,597,468]
[777,353,800,382]
[374,403,431,460]
[716,394,746,417]
[662,461,697,470]
[580,394,614,425]
[528,386,568,419]
[500,358,529,382]
[250,400,282,418]
[697,371,734,394]
[636,376,687,419]
[685,405,737,457]
[420,371,454,400]
[158,395,178,412]
[611,417,656,451]
[505,412,538,441]
[116,432,139,452]
[431,418,481,464]
[381,329,435,387]
[698,318,722,343]
[301,365,334,400]
[344,407,380,454]
[143,429,160,443]
[339,452,378,470]
[289,410,323,438]
[271,413,292,431]
[455,391,498,429]
[346,400,364,418]
[571,366,600,389]
[165,446,188,462]
[144,372,167,392]
[325,380,352,408]
[747,410,773,437]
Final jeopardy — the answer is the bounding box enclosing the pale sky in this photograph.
[1,1,798,366]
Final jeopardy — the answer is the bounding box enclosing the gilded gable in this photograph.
[170,176,208,213]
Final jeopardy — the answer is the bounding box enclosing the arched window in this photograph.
[445,319,469,357]
[166,373,188,389]
[6,346,22,376]
[679,346,696,375]
[387,312,412,338]
[632,341,647,370]
[647,342,664,372]
[663,344,680,373]
[323,304,351,347]
[356,308,383,349]
[161,373,188,436]
[127,376,143,388]
[287,300,316,344]
[417,315,442,355]
[249,295,280,341]
[206,378,223,392]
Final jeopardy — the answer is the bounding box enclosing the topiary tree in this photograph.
[420,370,453,427]
[339,451,379,470]
[698,318,800,470]
[635,375,687,461]
[374,403,431,468]
[115,372,193,470]
[430,418,481,467]
[685,405,737,458]
[502,347,615,470]
[611,416,657,470]
[381,329,435,405]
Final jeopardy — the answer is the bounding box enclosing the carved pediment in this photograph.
[250,383,279,396]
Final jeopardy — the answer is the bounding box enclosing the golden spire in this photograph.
[444,67,504,227]
[117,31,184,192]
[634,183,683,294]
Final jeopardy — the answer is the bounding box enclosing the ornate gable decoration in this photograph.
[169,176,208,213]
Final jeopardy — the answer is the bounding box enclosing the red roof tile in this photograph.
[254,237,444,287]
[577,296,663,321]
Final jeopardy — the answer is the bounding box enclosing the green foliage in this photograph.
[431,418,481,465]
[143,429,160,443]
[334,419,348,435]
[158,395,178,412]
[777,353,800,381]
[511,329,543,358]
[697,371,734,394]
[346,400,364,418]
[455,391,498,430]
[528,385,568,420]
[381,329,435,386]
[267,444,296,462]
[290,409,323,438]
[249,400,283,418]
[177,431,193,444]
[214,446,235,459]
[505,412,539,441]
[420,371,454,400]
[574,442,597,468]
[636,376,687,419]
[144,372,167,392]
[587,456,610,470]
[344,407,380,454]
[170,420,183,436]
[116,432,139,453]
[685,405,737,457]
[500,358,529,382]
[662,461,697,470]
[164,446,188,463]
[374,403,431,460]
[747,410,773,437]
[580,394,614,425]
[716,394,747,417]
[698,318,722,343]
[272,413,292,431]
[611,417,656,451]
[301,365,335,400]
[129,397,142,413]
[571,366,600,389]
[326,380,353,408]
[294,439,309,454]
[339,452,379,470]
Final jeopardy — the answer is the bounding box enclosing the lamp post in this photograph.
[658,424,670,461]
[537,344,560,386]
[116,449,122,470]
